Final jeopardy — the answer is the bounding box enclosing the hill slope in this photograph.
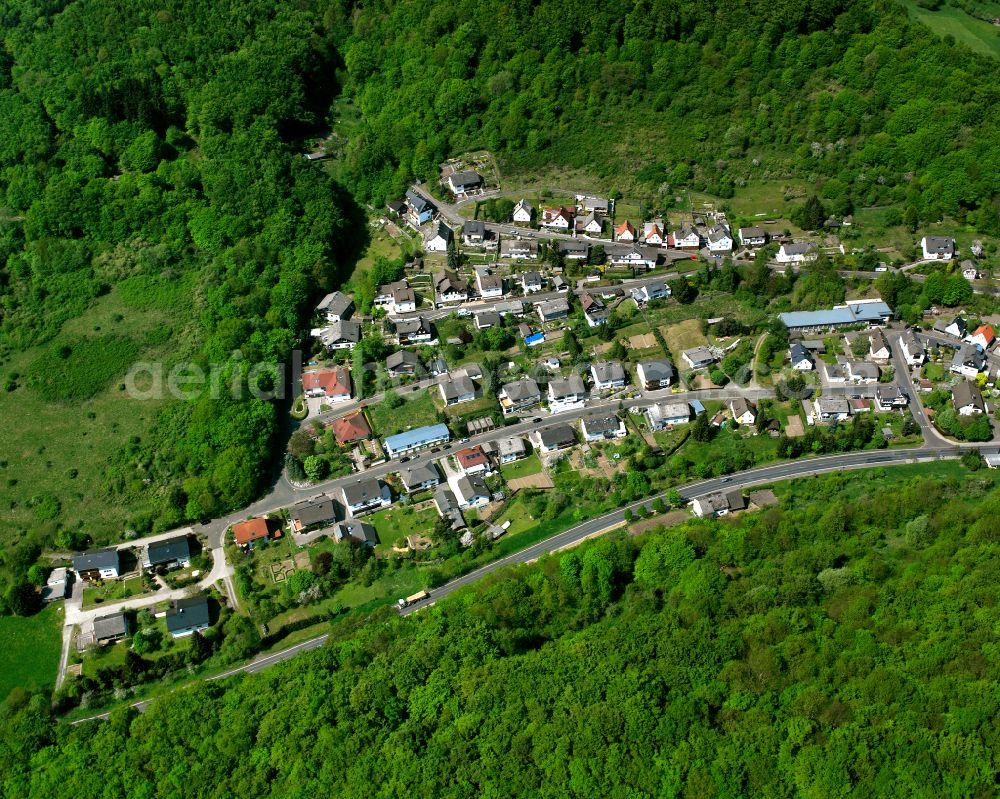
[3,468,1000,796]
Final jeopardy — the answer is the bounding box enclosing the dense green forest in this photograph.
[3,467,1000,796]
[4,0,1000,602]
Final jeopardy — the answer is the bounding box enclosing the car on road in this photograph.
[399,456,410,463]
[531,417,542,423]
[721,477,731,483]
[443,443,452,450]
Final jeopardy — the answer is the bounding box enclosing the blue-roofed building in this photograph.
[779,299,892,332]
[383,423,451,458]
[690,400,706,416]
[525,332,545,347]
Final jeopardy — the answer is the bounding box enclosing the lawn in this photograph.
[367,389,441,437]
[661,318,708,366]
[82,575,154,610]
[0,604,63,697]
[500,452,544,482]
[366,503,439,548]
[898,0,1000,58]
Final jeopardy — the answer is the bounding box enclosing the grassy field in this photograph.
[898,0,1000,58]
[0,604,63,698]
[500,452,544,482]
[366,504,439,548]
[82,575,153,610]
[661,319,709,366]
[366,389,440,437]
[0,276,196,551]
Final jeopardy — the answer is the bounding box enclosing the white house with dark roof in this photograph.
[921,236,955,261]
[537,298,570,322]
[868,329,891,361]
[475,269,504,298]
[580,293,608,327]
[316,291,354,323]
[532,425,577,452]
[512,198,534,223]
[707,223,733,254]
[500,239,538,260]
[425,222,454,253]
[521,271,544,293]
[953,380,986,415]
[341,478,392,516]
[776,242,819,264]
[729,398,757,425]
[499,378,541,415]
[630,281,670,304]
[789,342,814,371]
[548,374,587,411]
[636,360,675,390]
[590,361,628,390]
[682,347,716,369]
[394,316,434,345]
[692,490,747,518]
[447,170,482,195]
[900,330,926,367]
[739,226,768,247]
[438,373,477,406]
[433,271,468,303]
[673,227,700,250]
[814,396,850,422]
[580,414,626,442]
[462,219,487,246]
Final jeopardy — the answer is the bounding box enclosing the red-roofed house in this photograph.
[615,220,636,242]
[456,445,492,475]
[302,367,352,402]
[232,517,271,546]
[971,324,995,350]
[331,412,371,445]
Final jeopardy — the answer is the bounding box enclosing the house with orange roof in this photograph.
[302,366,351,402]
[456,445,492,475]
[232,517,272,547]
[331,412,371,446]
[642,220,664,245]
[615,220,636,242]
[971,324,995,351]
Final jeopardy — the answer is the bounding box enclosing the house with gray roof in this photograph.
[953,380,986,415]
[646,402,690,430]
[455,474,491,509]
[547,374,587,409]
[580,414,626,441]
[590,360,628,390]
[692,490,747,518]
[636,360,675,390]
[499,378,541,415]
[951,343,985,378]
[900,330,925,367]
[814,396,850,422]
[496,436,527,463]
[533,425,576,453]
[341,478,393,516]
[394,316,434,345]
[447,170,483,195]
[143,535,191,571]
[94,612,129,644]
[789,341,814,371]
[921,236,955,260]
[400,462,442,493]
[682,347,716,369]
[332,521,379,547]
[846,362,880,383]
[165,596,211,638]
[316,291,354,323]
[73,549,121,582]
[386,349,421,377]
[289,496,338,533]
[314,319,361,351]
[536,298,570,322]
[439,373,477,405]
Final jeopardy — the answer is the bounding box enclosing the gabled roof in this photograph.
[332,521,379,546]
[439,373,476,401]
[426,220,454,243]
[94,612,128,640]
[789,341,812,363]
[165,595,210,634]
[302,366,351,397]
[463,219,486,236]
[383,423,451,453]
[590,360,626,384]
[538,424,576,448]
[514,198,534,214]
[147,535,191,566]
[316,291,353,317]
[405,190,434,213]
[233,518,270,545]
[638,360,676,382]
[289,496,338,527]
[450,170,482,186]
[456,445,490,470]
[922,236,954,254]
[615,220,636,237]
[581,414,622,435]
[739,225,767,239]
[729,397,756,418]
[953,380,985,412]
[400,462,442,491]
[316,320,361,346]
[456,474,490,503]
[549,374,586,398]
[342,478,387,507]
[973,324,995,344]
[73,548,120,573]
[434,270,466,294]
[869,329,889,353]
[501,378,541,402]
[332,412,372,444]
[580,293,604,313]
[386,350,420,370]
[394,316,432,336]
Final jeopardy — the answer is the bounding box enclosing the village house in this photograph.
[590,360,628,390]
[933,315,966,339]
[961,260,979,281]
[500,239,539,260]
[682,346,716,369]
[462,219,488,247]
[302,366,351,402]
[385,350,421,378]
[532,425,576,453]
[521,270,545,293]
[94,612,129,644]
[547,374,587,410]
[775,242,819,264]
[615,220,636,242]
[433,270,468,303]
[577,195,610,215]
[707,223,733,254]
[846,361,880,383]
[581,293,608,327]
[455,474,491,509]
[645,401,690,430]
[789,341,814,371]
[232,517,271,547]
[636,360,675,390]
[920,236,955,261]
[672,227,701,250]
[433,487,466,530]
[394,316,435,345]
[498,378,541,416]
[438,372,477,406]
[383,423,451,458]
[558,239,589,260]
[692,490,747,518]
[739,226,768,247]
[475,269,505,298]
[580,413,626,442]
[316,291,354,323]
[405,190,435,225]
[399,462,442,493]
[73,549,121,582]
[875,385,909,411]
[608,244,658,271]
[313,319,361,351]
[332,412,371,446]
[42,568,70,603]
[143,535,191,571]
[165,596,211,638]
[576,211,603,235]
[729,398,757,425]
[374,280,416,314]
[512,198,534,223]
[456,445,492,475]
[447,169,482,195]
[537,298,570,323]
[474,310,501,330]
[541,207,574,230]
[630,281,670,304]
[953,380,986,415]
[971,324,995,351]
[950,343,985,378]
[341,477,393,516]
[288,496,338,533]
[331,521,379,547]
[496,436,527,463]
[900,330,926,366]
[814,396,850,422]
[868,329,891,361]
[642,220,665,246]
